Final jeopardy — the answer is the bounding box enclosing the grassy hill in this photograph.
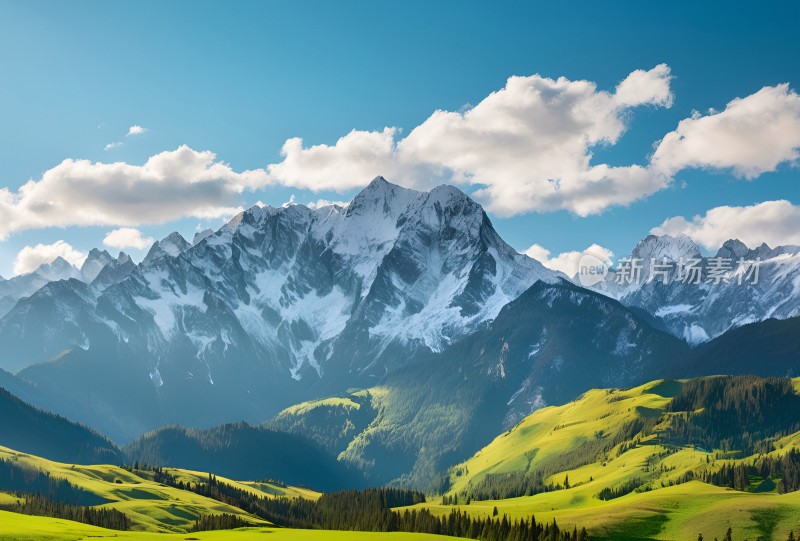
[398,376,800,540]
[0,445,319,533]
[0,512,462,541]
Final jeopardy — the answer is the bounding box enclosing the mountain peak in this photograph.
[366,175,391,189]
[632,233,701,262]
[86,247,111,258]
[347,177,420,220]
[81,248,115,282]
[163,231,189,246]
[142,231,191,266]
[193,228,215,246]
[34,256,81,282]
[715,239,749,259]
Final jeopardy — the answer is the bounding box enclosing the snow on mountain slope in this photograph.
[591,234,800,344]
[80,249,116,282]
[0,257,82,318]
[0,178,561,437]
[142,231,191,266]
[91,252,135,291]
[118,177,558,380]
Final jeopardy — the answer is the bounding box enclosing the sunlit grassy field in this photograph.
[0,446,274,532]
[404,481,800,540]
[0,512,459,541]
[4,378,800,540]
[398,378,800,540]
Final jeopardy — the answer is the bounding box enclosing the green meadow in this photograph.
[0,513,458,541]
[399,378,800,540]
[4,378,800,540]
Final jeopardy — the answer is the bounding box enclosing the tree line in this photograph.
[691,448,800,493]
[139,465,590,540]
[0,458,106,506]
[191,512,252,532]
[596,477,647,501]
[0,493,130,530]
[664,376,800,454]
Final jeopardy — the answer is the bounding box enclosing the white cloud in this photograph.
[280,194,349,210]
[127,125,148,136]
[652,200,800,250]
[267,128,399,192]
[0,145,267,239]
[308,198,349,209]
[525,243,614,277]
[104,141,122,151]
[265,65,674,216]
[614,64,674,107]
[13,240,86,275]
[651,84,800,178]
[263,73,800,218]
[103,228,154,250]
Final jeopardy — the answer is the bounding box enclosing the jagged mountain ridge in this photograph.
[0,249,133,319]
[0,256,81,318]
[592,234,800,344]
[0,177,558,440]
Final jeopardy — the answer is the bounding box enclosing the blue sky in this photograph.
[1,1,799,277]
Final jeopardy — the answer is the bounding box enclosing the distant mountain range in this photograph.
[1,177,799,489]
[591,233,800,344]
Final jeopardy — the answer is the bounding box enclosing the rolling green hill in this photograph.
[0,512,464,541]
[399,376,800,540]
[0,445,272,532]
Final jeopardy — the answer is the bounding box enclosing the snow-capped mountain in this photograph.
[592,234,800,344]
[91,251,135,291]
[0,178,560,439]
[80,249,117,282]
[193,229,214,246]
[142,231,192,266]
[0,257,82,318]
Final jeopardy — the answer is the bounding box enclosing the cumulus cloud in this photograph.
[265,65,675,216]
[127,125,147,136]
[280,195,349,210]
[103,228,155,250]
[13,240,86,275]
[651,84,800,178]
[267,128,399,192]
[0,145,266,239]
[104,141,122,151]
[525,243,614,277]
[652,200,800,250]
[5,69,798,241]
[308,198,349,209]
